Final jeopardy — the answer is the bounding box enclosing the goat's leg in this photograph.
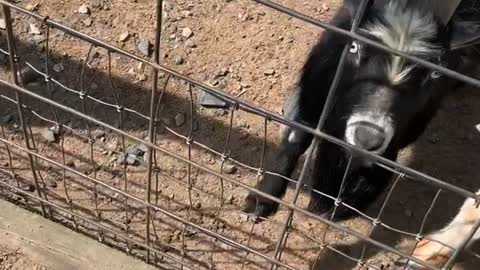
[243,87,315,220]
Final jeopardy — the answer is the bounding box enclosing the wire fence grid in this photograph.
[0,0,479,270]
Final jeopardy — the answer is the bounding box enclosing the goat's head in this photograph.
[336,0,479,154]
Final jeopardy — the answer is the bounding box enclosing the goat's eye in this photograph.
[349,42,359,54]
[430,71,441,79]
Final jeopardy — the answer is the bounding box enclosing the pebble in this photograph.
[25,2,39,11]
[264,69,275,76]
[91,0,102,8]
[78,4,90,14]
[53,63,64,73]
[66,160,75,167]
[174,113,186,126]
[223,164,237,174]
[92,129,105,139]
[226,194,234,204]
[83,18,93,26]
[29,24,41,35]
[194,202,201,209]
[126,145,144,157]
[162,117,172,126]
[21,183,35,192]
[125,154,138,166]
[168,193,175,200]
[137,38,151,56]
[404,209,413,217]
[137,143,149,153]
[20,64,42,84]
[174,55,184,65]
[199,92,228,109]
[41,128,57,143]
[184,39,196,48]
[118,31,130,42]
[0,113,14,124]
[181,27,193,38]
[0,19,5,30]
[32,35,47,44]
[476,124,480,133]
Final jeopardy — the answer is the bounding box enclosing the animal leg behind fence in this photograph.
[243,87,314,220]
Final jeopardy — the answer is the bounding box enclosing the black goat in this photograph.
[243,0,480,221]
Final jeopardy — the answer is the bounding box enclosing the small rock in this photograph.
[41,128,57,143]
[126,145,144,157]
[404,209,413,217]
[21,183,35,192]
[125,154,138,166]
[20,64,42,84]
[264,69,275,76]
[83,18,93,26]
[92,129,105,139]
[0,113,14,124]
[66,160,75,167]
[0,19,5,30]
[53,63,64,73]
[25,2,40,11]
[162,117,172,126]
[137,38,151,56]
[199,92,228,109]
[223,164,237,174]
[118,31,130,42]
[226,194,234,204]
[174,55,184,65]
[1,162,8,167]
[29,24,41,35]
[78,4,90,14]
[174,113,186,126]
[168,193,175,200]
[213,68,230,79]
[91,0,102,8]
[181,27,193,38]
[194,202,201,209]
[137,143,149,153]
[32,34,47,44]
[184,39,196,48]
[476,124,480,133]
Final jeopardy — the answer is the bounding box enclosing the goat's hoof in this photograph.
[242,193,279,223]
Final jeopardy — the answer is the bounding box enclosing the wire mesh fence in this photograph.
[0,0,479,270]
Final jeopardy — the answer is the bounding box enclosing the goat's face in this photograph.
[341,2,448,154]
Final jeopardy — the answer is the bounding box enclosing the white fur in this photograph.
[364,1,441,84]
[402,189,480,269]
[345,112,394,155]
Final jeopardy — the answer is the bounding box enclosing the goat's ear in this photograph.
[449,20,480,50]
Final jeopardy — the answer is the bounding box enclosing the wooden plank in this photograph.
[0,200,158,270]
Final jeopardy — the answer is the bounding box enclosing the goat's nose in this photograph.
[353,123,385,151]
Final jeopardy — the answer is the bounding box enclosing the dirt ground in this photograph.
[0,245,47,270]
[0,0,480,270]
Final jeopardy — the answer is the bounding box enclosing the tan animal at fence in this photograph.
[394,189,480,269]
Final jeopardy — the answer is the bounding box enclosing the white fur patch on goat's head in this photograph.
[363,1,441,84]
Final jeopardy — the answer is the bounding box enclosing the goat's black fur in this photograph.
[243,0,479,221]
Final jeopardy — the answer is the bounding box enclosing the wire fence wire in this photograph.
[0,0,479,270]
